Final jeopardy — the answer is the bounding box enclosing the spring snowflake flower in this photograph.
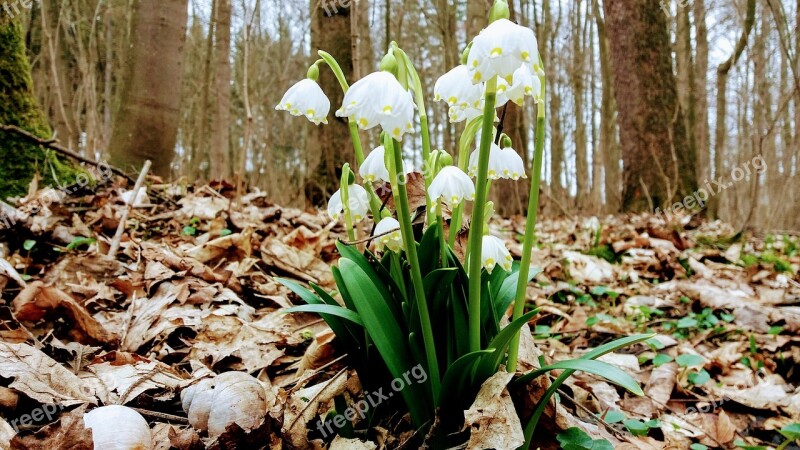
[434,65,484,110]
[327,184,370,223]
[336,72,415,141]
[373,217,403,252]
[481,235,513,273]
[495,77,511,108]
[505,65,541,105]
[275,79,330,125]
[428,166,475,207]
[467,19,540,84]
[468,143,526,181]
[360,145,390,183]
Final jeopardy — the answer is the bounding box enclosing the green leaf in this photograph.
[600,410,626,424]
[688,369,711,385]
[182,226,197,236]
[283,304,364,326]
[437,350,491,408]
[689,444,708,450]
[652,354,673,367]
[523,359,643,396]
[779,423,800,440]
[23,240,36,251]
[556,427,614,450]
[495,266,541,319]
[66,237,96,251]
[624,419,649,436]
[475,309,540,380]
[219,229,233,237]
[336,259,430,426]
[676,354,705,368]
[677,317,698,329]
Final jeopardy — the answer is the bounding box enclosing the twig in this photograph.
[0,123,134,184]
[108,160,151,258]
[128,407,189,424]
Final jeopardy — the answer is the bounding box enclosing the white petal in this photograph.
[360,146,390,182]
[434,65,483,109]
[373,217,403,252]
[276,79,330,125]
[481,235,512,273]
[467,19,540,83]
[328,185,370,223]
[338,72,415,139]
[429,166,475,207]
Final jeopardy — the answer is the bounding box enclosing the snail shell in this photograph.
[84,405,152,450]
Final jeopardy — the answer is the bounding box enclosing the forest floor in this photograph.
[0,179,799,449]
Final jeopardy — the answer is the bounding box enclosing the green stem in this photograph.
[507,72,547,374]
[467,76,498,352]
[448,203,463,247]
[388,138,441,401]
[340,166,356,242]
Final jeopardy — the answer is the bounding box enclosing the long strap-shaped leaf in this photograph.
[337,258,432,426]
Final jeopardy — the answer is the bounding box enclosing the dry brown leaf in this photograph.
[0,342,94,406]
[282,372,348,449]
[10,405,93,450]
[464,371,524,450]
[330,436,377,449]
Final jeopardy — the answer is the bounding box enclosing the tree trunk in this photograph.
[693,0,710,189]
[0,15,76,198]
[210,0,231,180]
[571,0,588,209]
[593,0,620,213]
[603,0,695,212]
[305,0,354,206]
[709,0,755,218]
[675,3,698,189]
[109,0,189,178]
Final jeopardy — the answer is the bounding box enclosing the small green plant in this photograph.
[557,427,613,449]
[182,217,200,236]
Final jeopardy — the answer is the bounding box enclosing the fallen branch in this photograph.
[0,123,135,184]
[108,160,151,258]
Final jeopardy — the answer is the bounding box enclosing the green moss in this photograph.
[0,16,78,199]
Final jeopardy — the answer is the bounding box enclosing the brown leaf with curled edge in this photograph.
[376,172,427,213]
[10,405,93,450]
[11,281,114,345]
[464,372,525,450]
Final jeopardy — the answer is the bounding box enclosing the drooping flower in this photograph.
[434,65,483,110]
[275,79,330,125]
[360,145,390,183]
[468,143,503,179]
[468,143,527,181]
[505,65,541,105]
[481,235,513,273]
[373,217,403,252]
[467,19,540,84]
[428,166,475,207]
[327,184,370,223]
[498,147,527,180]
[336,72,415,141]
[448,104,484,123]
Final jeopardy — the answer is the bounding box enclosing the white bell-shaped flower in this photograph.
[481,235,513,273]
[336,72,415,141]
[449,104,483,123]
[360,146,390,183]
[434,65,483,110]
[468,143,504,180]
[505,65,541,105]
[467,19,540,84]
[495,77,511,108]
[373,217,403,252]
[498,147,527,180]
[428,166,475,207]
[275,79,330,125]
[327,184,370,223]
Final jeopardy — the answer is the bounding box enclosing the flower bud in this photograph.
[461,43,473,66]
[438,151,454,167]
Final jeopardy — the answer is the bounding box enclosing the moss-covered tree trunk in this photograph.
[0,15,74,199]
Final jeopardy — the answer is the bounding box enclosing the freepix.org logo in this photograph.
[2,0,38,19]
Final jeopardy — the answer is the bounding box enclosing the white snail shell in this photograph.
[181,371,267,439]
[83,405,152,450]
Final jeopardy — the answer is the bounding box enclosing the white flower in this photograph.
[468,143,503,179]
[373,217,403,252]
[360,146,390,183]
[275,79,330,125]
[336,72,415,141]
[505,65,541,105]
[467,19,540,84]
[498,147,527,180]
[495,77,511,108]
[434,65,483,110]
[481,235,513,273]
[449,104,483,123]
[428,166,475,207]
[327,184,370,223]
[468,143,526,180]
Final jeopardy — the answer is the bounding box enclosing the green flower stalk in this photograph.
[508,62,546,373]
[466,75,498,352]
[386,135,441,401]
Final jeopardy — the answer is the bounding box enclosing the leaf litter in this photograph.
[0,180,798,449]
